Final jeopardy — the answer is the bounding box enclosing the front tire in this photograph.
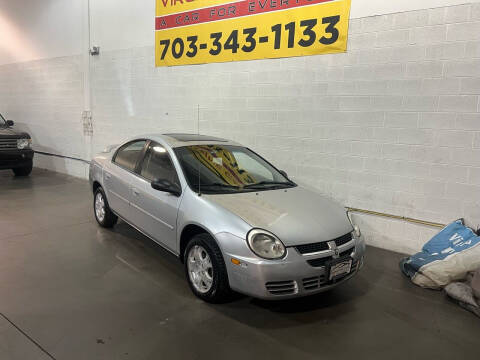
[12,161,33,176]
[184,233,232,303]
[94,187,118,228]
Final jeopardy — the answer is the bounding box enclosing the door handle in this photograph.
[105,172,112,179]
[132,188,140,196]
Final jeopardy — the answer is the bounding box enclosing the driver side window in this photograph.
[113,140,147,171]
[139,142,180,186]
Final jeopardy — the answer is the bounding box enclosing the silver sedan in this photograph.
[89,134,365,302]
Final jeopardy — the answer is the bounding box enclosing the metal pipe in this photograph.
[34,151,91,164]
[346,207,445,229]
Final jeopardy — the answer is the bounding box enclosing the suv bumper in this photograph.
[0,149,34,169]
[217,232,366,300]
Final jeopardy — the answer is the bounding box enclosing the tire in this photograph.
[184,233,232,303]
[12,161,33,176]
[93,187,118,228]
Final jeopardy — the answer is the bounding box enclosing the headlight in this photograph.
[17,138,32,149]
[247,229,286,259]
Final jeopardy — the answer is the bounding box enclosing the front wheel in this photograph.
[93,187,118,228]
[12,161,33,176]
[184,233,233,303]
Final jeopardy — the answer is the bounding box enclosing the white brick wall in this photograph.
[0,56,87,176]
[1,3,480,254]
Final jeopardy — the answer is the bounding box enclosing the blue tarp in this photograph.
[400,220,480,288]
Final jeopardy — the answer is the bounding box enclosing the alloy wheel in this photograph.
[95,192,106,223]
[187,245,214,293]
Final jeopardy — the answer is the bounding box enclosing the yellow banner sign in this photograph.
[155,0,351,66]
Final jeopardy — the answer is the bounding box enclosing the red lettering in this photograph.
[160,0,194,7]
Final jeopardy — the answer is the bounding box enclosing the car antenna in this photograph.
[197,104,201,197]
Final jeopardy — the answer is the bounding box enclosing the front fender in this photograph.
[176,189,252,253]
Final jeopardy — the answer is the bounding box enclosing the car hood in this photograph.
[0,127,29,139]
[204,186,352,246]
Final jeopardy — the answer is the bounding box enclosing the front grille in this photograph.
[296,242,329,254]
[335,233,353,247]
[265,280,297,295]
[307,257,330,268]
[302,275,327,291]
[307,249,354,268]
[339,249,353,257]
[266,258,360,295]
[303,259,359,291]
[295,233,353,255]
[0,139,17,150]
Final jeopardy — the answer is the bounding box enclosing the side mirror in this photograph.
[151,178,181,197]
[6,120,14,127]
[279,170,288,178]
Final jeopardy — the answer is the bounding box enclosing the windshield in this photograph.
[0,113,6,127]
[174,145,295,194]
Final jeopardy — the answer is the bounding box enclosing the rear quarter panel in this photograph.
[89,154,114,191]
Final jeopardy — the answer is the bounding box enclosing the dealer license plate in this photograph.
[329,259,352,280]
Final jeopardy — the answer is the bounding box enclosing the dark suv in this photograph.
[0,113,34,176]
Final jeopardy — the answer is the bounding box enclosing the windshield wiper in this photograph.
[200,182,241,189]
[199,181,294,191]
[243,181,295,189]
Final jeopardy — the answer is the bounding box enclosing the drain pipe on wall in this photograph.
[34,151,91,165]
[82,0,93,171]
[347,207,446,229]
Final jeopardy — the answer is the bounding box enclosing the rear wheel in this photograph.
[184,233,232,303]
[12,161,32,176]
[94,187,118,228]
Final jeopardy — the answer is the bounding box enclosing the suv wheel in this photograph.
[12,161,33,176]
[184,233,232,303]
[94,187,118,228]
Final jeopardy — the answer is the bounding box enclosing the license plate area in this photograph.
[327,257,352,281]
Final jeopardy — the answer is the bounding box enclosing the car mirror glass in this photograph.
[6,120,14,127]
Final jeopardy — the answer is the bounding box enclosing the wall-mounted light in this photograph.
[89,46,100,56]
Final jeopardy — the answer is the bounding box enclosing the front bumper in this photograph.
[0,149,34,169]
[216,232,366,300]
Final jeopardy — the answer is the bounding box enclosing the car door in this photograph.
[129,141,182,252]
[104,140,147,221]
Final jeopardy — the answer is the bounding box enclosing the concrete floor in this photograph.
[0,168,478,360]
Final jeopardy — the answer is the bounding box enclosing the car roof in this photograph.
[139,133,242,148]
[163,133,228,142]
